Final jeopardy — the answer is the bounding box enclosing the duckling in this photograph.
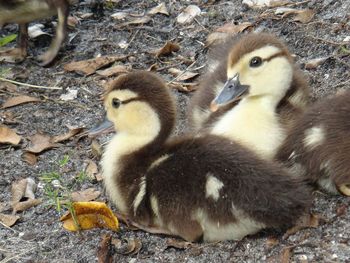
[188,33,309,146]
[97,71,311,242]
[0,0,72,66]
[277,90,350,196]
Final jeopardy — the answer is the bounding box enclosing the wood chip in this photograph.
[148,3,169,16]
[1,95,41,109]
[71,188,101,202]
[176,5,201,24]
[64,55,128,76]
[0,213,20,227]
[26,132,57,153]
[0,125,21,145]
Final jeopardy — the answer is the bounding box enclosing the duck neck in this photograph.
[211,95,285,159]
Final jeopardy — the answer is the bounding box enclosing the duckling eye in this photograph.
[249,56,263,68]
[112,98,121,108]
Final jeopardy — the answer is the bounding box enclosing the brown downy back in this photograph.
[276,90,350,188]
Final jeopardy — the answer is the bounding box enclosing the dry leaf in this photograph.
[60,201,119,231]
[1,95,41,109]
[284,213,320,238]
[67,16,79,28]
[305,57,329,69]
[71,188,101,202]
[24,178,36,200]
[168,68,199,81]
[0,125,21,145]
[85,159,99,179]
[28,24,50,38]
[52,127,83,143]
[64,55,127,76]
[206,32,231,47]
[177,5,201,24]
[154,41,180,57]
[96,65,130,77]
[26,132,57,153]
[148,3,169,16]
[119,16,151,27]
[166,239,193,250]
[168,82,198,93]
[294,9,315,23]
[22,152,38,165]
[11,178,27,207]
[97,234,113,263]
[0,48,26,63]
[114,238,142,255]
[111,12,128,20]
[0,213,20,227]
[13,198,42,213]
[243,0,291,8]
[216,22,253,34]
[0,202,9,213]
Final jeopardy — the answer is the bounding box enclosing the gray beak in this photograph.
[210,74,249,112]
[87,117,114,137]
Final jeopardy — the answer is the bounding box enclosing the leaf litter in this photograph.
[1,95,41,109]
[0,125,21,145]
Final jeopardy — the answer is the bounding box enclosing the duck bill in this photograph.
[210,74,249,112]
[87,117,114,137]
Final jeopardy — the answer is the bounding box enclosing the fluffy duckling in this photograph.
[189,33,309,157]
[277,90,350,196]
[0,0,72,66]
[98,71,311,242]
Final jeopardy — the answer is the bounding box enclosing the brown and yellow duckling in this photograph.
[0,0,72,66]
[188,33,309,159]
[277,90,350,196]
[96,71,311,242]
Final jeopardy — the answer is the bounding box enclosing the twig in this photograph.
[0,221,17,233]
[156,61,184,72]
[0,77,62,90]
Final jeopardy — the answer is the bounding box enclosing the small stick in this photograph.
[0,77,62,90]
[168,60,197,85]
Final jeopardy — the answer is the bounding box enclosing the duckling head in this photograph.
[103,71,176,142]
[211,33,294,111]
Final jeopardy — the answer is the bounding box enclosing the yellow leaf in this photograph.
[60,202,119,232]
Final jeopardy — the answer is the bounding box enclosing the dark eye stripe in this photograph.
[121,97,144,105]
[263,51,286,62]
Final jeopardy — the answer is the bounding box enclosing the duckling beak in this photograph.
[210,74,249,112]
[87,117,114,137]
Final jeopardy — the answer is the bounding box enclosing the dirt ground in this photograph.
[0,0,350,262]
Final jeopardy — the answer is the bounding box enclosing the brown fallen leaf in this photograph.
[52,127,84,143]
[0,213,20,227]
[97,234,113,263]
[111,11,128,20]
[153,41,180,57]
[64,55,128,76]
[0,47,26,63]
[0,125,21,145]
[12,198,42,213]
[304,57,329,69]
[206,22,253,47]
[22,152,38,165]
[67,16,79,28]
[168,82,198,93]
[71,188,101,202]
[177,5,201,24]
[283,213,320,238]
[243,0,291,8]
[266,236,279,248]
[168,68,199,81]
[26,132,57,153]
[294,9,315,23]
[113,238,142,255]
[11,178,27,208]
[1,95,41,109]
[24,178,36,200]
[166,239,193,250]
[60,201,119,232]
[119,16,151,27]
[0,202,10,213]
[96,65,130,77]
[148,2,169,16]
